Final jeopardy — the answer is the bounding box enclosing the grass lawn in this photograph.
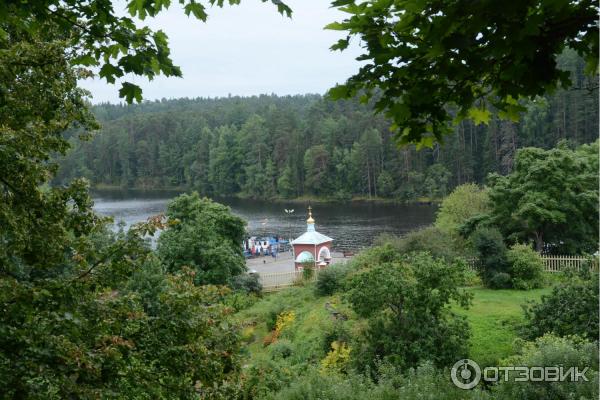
[454,286,552,366]
[234,284,337,364]
[236,282,554,369]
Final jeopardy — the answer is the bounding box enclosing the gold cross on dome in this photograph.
[307,205,315,224]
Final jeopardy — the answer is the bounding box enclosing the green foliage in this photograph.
[320,341,351,374]
[233,284,346,396]
[269,339,294,360]
[304,145,331,195]
[375,226,462,262]
[506,244,545,290]
[222,291,261,312]
[263,363,489,400]
[522,273,599,341]
[0,14,250,396]
[1,0,290,103]
[209,126,242,196]
[376,170,394,197]
[471,227,510,288]
[494,334,599,400]
[488,141,599,253]
[265,305,286,332]
[157,192,246,285]
[0,29,99,273]
[315,263,352,296]
[301,262,315,281]
[461,268,483,287]
[0,249,243,398]
[231,273,263,294]
[322,322,352,355]
[346,250,472,371]
[277,164,296,198]
[488,272,513,289]
[125,255,168,315]
[423,164,452,200]
[328,0,598,145]
[236,266,559,399]
[436,183,490,234]
[56,83,598,203]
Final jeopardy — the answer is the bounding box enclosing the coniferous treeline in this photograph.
[55,50,598,201]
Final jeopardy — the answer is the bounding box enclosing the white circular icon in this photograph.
[451,359,481,389]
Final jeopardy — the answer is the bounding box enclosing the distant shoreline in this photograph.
[90,185,440,206]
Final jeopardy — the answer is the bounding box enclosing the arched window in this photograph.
[318,246,331,261]
[295,251,314,263]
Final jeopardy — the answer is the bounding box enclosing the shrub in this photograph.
[157,193,246,285]
[263,311,295,347]
[240,325,256,343]
[461,268,483,287]
[262,363,488,400]
[315,263,351,296]
[265,305,285,331]
[332,189,352,202]
[270,339,294,360]
[241,359,298,398]
[345,251,472,371]
[322,322,352,354]
[522,273,599,340]
[471,227,510,288]
[301,262,315,281]
[506,244,544,290]
[494,334,599,400]
[320,341,352,374]
[374,226,462,261]
[376,362,489,400]
[435,183,490,234]
[222,291,260,312]
[488,272,512,289]
[275,310,296,336]
[230,273,262,294]
[261,367,369,400]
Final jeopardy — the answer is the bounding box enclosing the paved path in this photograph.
[246,251,350,274]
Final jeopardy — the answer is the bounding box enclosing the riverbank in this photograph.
[90,185,440,205]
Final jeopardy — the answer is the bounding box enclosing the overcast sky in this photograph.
[80,0,363,104]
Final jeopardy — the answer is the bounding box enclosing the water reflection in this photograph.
[92,190,437,251]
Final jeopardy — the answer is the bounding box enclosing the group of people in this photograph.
[243,237,280,258]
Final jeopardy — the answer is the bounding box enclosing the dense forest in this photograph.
[4,0,599,397]
[56,50,598,201]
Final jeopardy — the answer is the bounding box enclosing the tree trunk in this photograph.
[366,160,372,199]
[533,231,544,253]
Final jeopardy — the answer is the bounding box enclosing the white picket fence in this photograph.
[257,268,320,292]
[467,255,599,273]
[256,255,598,293]
[541,255,599,273]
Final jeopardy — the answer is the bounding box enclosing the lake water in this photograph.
[92,190,437,251]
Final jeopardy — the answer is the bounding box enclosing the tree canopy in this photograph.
[1,0,291,102]
[346,248,472,370]
[55,53,599,201]
[488,140,599,253]
[435,183,490,234]
[0,6,259,396]
[157,193,247,285]
[328,0,599,145]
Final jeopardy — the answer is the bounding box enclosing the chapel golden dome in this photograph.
[306,205,315,224]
